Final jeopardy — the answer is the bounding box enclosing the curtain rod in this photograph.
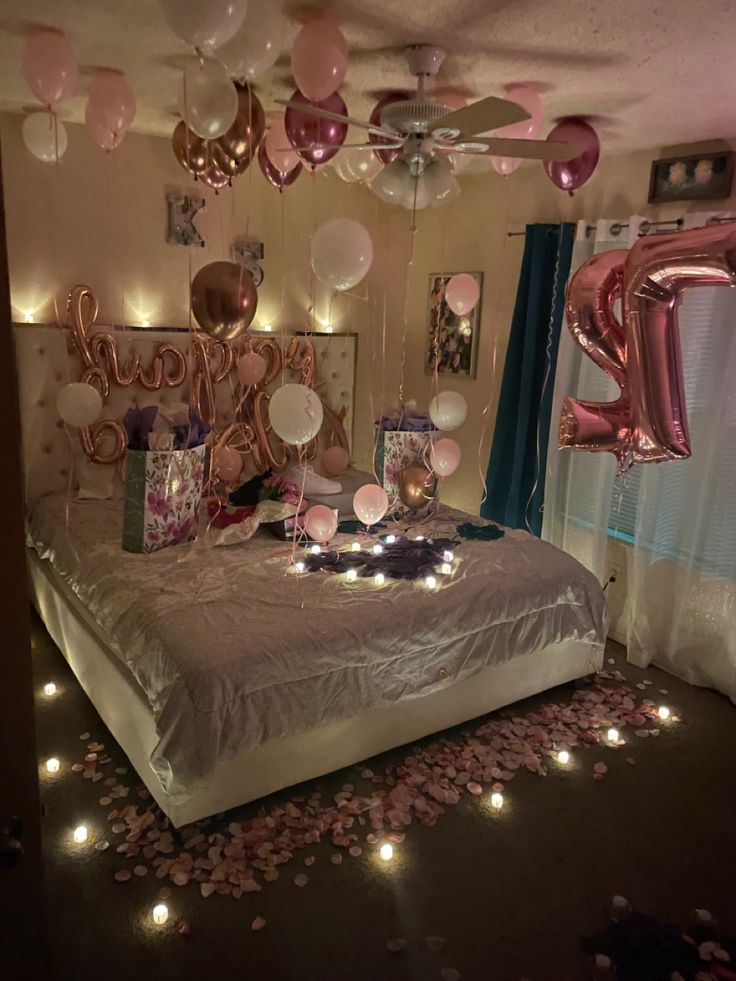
[507,218,687,238]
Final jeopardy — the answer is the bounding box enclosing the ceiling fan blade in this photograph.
[278,142,404,152]
[433,95,530,137]
[453,138,580,161]
[274,99,401,141]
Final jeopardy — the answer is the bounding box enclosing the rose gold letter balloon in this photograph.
[191,261,258,340]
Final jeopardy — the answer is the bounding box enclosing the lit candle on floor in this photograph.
[557,750,570,766]
[374,573,385,586]
[73,825,88,844]
[379,842,393,862]
[657,705,670,721]
[346,569,357,582]
[490,792,504,810]
[152,903,169,925]
[607,727,620,743]
[46,757,60,774]
[43,682,57,697]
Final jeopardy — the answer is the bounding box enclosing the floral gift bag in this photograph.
[374,407,437,518]
[121,404,209,554]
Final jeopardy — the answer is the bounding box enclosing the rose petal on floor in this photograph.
[251,916,266,931]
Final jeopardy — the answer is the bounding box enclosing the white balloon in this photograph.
[22,112,68,163]
[159,0,248,52]
[311,218,373,292]
[269,384,323,446]
[218,0,285,80]
[56,383,102,428]
[333,144,382,183]
[178,59,238,139]
[429,391,468,432]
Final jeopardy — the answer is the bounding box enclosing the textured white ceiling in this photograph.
[1,0,735,153]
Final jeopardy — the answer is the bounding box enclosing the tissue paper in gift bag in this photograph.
[374,410,437,518]
[122,445,206,553]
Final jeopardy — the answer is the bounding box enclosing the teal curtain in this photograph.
[481,222,575,535]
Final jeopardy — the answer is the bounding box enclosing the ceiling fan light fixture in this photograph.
[371,158,409,204]
[400,174,431,210]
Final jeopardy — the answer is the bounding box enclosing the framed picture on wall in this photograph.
[426,271,483,379]
[648,151,734,203]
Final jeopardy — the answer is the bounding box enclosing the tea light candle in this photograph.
[43,682,57,697]
[351,541,361,552]
[425,575,437,589]
[415,534,424,541]
[443,550,454,562]
[346,569,357,582]
[374,573,385,586]
[440,563,452,575]
[294,560,305,573]
[152,903,169,925]
[379,842,393,862]
[46,757,60,774]
[310,544,321,555]
[657,705,670,721]
[373,543,383,554]
[490,792,504,810]
[607,727,620,743]
[72,825,88,844]
[557,750,570,766]
[385,535,396,544]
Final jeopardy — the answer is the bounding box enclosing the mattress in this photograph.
[27,494,607,803]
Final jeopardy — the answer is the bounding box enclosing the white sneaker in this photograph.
[288,464,343,495]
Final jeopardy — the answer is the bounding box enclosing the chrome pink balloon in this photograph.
[353,483,389,526]
[264,115,300,174]
[490,84,543,177]
[291,19,348,103]
[237,351,267,387]
[560,221,736,469]
[303,504,338,543]
[22,29,78,109]
[85,101,124,151]
[544,117,600,194]
[369,92,407,165]
[89,71,136,138]
[258,141,302,190]
[285,90,348,167]
[445,273,480,316]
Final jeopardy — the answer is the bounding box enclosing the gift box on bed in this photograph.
[374,409,437,517]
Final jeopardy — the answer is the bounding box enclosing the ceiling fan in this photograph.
[276,44,580,210]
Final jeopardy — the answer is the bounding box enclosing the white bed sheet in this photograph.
[27,495,607,804]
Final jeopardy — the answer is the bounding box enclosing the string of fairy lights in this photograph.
[37,668,679,931]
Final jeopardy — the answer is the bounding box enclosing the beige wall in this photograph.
[3,111,734,515]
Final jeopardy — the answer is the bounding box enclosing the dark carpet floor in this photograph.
[31,613,736,981]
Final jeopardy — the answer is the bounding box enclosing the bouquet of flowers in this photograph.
[259,474,302,508]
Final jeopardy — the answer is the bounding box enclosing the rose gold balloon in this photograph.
[213,82,265,178]
[191,261,258,341]
[321,445,348,476]
[199,161,230,191]
[398,463,437,510]
[172,120,209,177]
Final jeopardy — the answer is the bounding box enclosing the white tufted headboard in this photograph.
[13,324,357,504]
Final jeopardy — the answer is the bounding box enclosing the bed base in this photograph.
[28,551,603,828]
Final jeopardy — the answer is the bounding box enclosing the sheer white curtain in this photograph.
[627,212,736,702]
[543,212,736,703]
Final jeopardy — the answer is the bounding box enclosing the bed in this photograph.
[17,317,606,827]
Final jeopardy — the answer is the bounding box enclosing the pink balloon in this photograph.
[237,351,267,386]
[353,483,388,526]
[85,101,124,151]
[445,273,480,316]
[291,19,348,103]
[433,89,467,111]
[258,141,302,190]
[303,504,338,543]
[369,92,407,165]
[89,70,136,138]
[285,90,347,167]
[214,445,242,483]
[265,116,300,174]
[430,438,461,477]
[544,117,600,194]
[489,84,543,177]
[22,30,78,109]
[322,445,349,477]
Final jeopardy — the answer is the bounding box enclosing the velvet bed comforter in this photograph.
[28,495,607,801]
